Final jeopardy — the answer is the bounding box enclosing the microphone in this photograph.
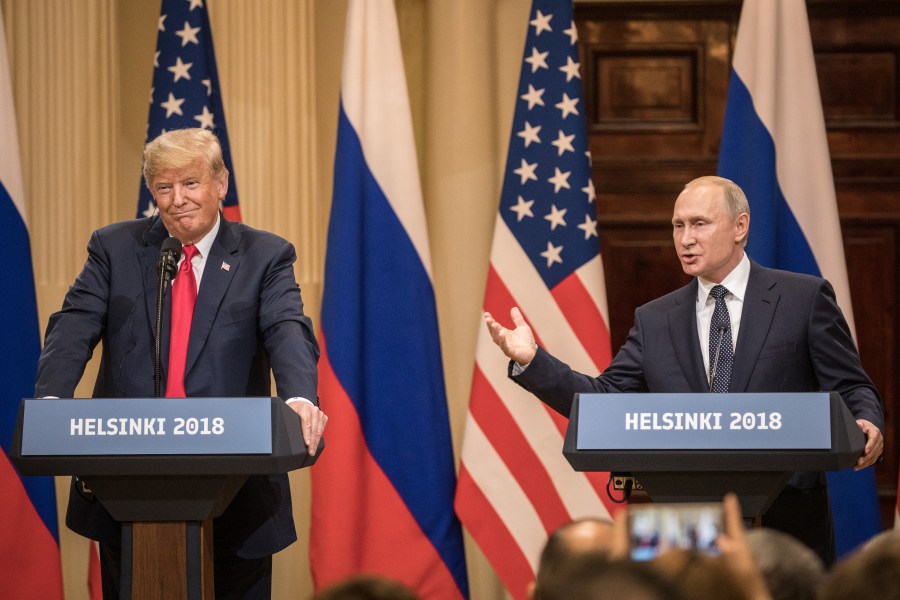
[155,237,182,397]
[158,237,182,285]
[709,323,728,392]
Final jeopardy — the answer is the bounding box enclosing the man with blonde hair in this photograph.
[36,128,325,598]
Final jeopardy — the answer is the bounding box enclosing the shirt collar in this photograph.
[697,252,750,304]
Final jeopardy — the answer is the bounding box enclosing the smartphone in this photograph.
[628,502,723,561]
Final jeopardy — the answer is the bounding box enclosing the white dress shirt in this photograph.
[696,252,750,380]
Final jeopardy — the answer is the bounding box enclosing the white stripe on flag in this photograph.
[576,255,611,329]
[477,337,610,520]
[340,0,433,279]
[0,11,26,220]
[733,0,854,333]
[458,412,548,569]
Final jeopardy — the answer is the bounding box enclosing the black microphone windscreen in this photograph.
[161,237,182,255]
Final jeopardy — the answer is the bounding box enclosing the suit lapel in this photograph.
[667,280,709,392]
[731,262,779,392]
[185,218,241,377]
[140,217,173,373]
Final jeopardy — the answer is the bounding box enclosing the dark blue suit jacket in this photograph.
[514,261,883,488]
[35,214,319,558]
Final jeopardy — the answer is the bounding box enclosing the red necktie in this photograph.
[166,244,199,397]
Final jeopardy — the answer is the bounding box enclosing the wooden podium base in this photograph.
[122,520,214,600]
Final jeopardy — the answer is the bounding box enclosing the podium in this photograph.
[563,392,865,519]
[10,397,322,600]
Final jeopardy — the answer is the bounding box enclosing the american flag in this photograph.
[137,0,241,222]
[454,1,616,597]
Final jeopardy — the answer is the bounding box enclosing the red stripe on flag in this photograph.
[222,205,242,222]
[454,465,535,600]
[88,540,102,600]
[310,336,464,600]
[470,365,571,531]
[0,452,63,600]
[551,271,613,371]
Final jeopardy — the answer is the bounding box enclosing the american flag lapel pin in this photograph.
[221,261,230,272]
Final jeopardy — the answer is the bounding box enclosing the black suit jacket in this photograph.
[35,215,319,558]
[514,261,883,488]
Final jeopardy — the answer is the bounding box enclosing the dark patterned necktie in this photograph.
[708,285,733,393]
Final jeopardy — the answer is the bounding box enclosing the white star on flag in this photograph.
[524,47,549,73]
[176,21,201,46]
[551,130,575,155]
[544,204,567,230]
[559,55,581,81]
[194,105,215,129]
[518,122,542,147]
[160,92,185,117]
[510,196,535,221]
[530,10,553,35]
[548,167,571,192]
[168,56,193,82]
[520,84,546,110]
[555,92,579,118]
[540,241,564,266]
[577,213,598,239]
[513,159,539,185]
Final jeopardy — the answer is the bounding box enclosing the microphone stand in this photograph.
[155,239,181,397]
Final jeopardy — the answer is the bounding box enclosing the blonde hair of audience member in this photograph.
[820,529,900,600]
[744,528,824,600]
[310,575,419,600]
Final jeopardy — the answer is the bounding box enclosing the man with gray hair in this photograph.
[485,176,883,566]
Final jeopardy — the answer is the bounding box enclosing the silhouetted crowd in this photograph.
[309,494,900,600]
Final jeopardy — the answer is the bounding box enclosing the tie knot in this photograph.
[182,244,199,262]
[710,285,729,300]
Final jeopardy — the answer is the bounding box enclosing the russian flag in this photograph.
[718,0,882,556]
[309,1,468,598]
[0,6,64,598]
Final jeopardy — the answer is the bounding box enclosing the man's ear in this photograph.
[735,212,750,244]
[526,580,537,600]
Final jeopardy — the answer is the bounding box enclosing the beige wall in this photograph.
[1,0,530,597]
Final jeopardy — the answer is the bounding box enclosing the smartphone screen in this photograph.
[628,502,723,561]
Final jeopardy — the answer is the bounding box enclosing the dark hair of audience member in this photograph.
[310,575,420,600]
[537,553,681,600]
[651,548,752,600]
[744,527,823,600]
[820,529,900,600]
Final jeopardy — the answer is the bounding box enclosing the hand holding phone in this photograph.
[628,502,724,561]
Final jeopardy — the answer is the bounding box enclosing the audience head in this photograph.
[651,548,751,600]
[529,517,616,599]
[820,529,900,600]
[537,554,680,600]
[744,527,823,600]
[310,575,419,600]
